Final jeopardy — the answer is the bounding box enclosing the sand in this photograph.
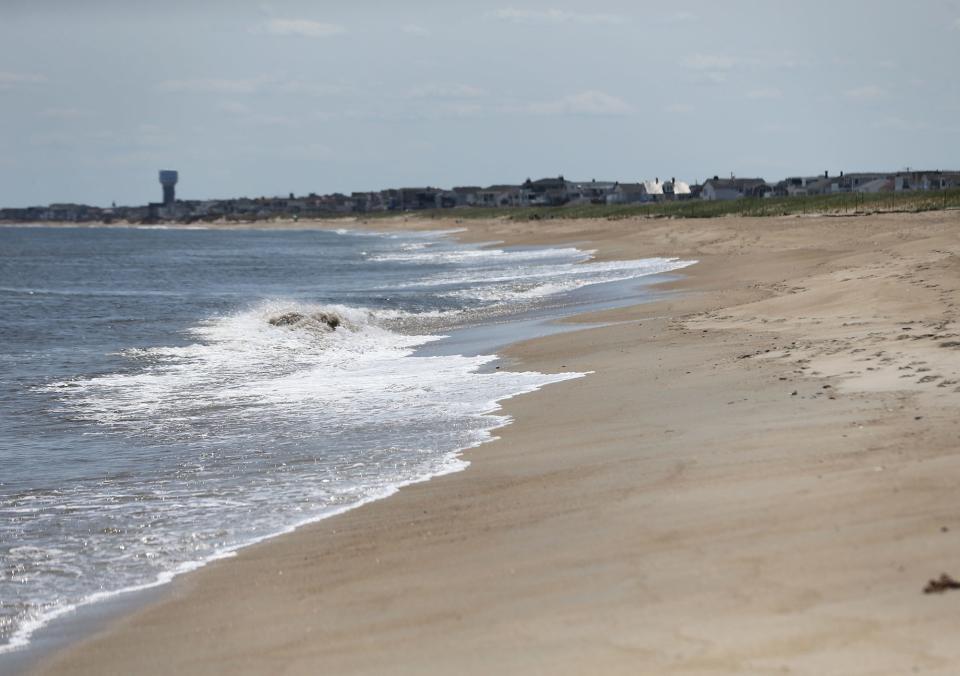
[29,211,960,675]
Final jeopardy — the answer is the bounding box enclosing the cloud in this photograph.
[218,101,250,115]
[274,80,347,96]
[449,102,486,115]
[873,116,927,132]
[401,23,430,36]
[218,101,297,127]
[157,77,345,97]
[40,107,89,119]
[664,11,697,23]
[694,72,728,85]
[263,18,346,37]
[682,54,738,84]
[665,103,695,114]
[844,85,888,101]
[746,88,783,100]
[407,83,486,99]
[954,17,960,30]
[0,71,47,89]
[683,53,738,71]
[511,90,633,116]
[682,52,798,79]
[492,8,625,25]
[158,78,264,94]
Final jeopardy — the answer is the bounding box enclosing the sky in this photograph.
[1,0,958,207]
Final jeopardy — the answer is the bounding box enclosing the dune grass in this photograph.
[358,188,960,221]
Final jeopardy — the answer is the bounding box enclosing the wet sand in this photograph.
[31,211,960,674]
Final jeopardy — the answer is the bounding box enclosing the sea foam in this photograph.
[0,226,695,655]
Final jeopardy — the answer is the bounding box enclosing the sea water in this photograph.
[0,225,692,654]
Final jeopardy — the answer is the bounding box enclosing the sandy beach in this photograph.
[29,210,960,675]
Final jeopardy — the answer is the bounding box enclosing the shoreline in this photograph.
[27,211,960,674]
[3,223,682,670]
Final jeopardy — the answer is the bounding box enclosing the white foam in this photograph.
[3,229,698,654]
[8,300,581,654]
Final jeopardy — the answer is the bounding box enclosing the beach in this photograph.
[29,210,960,675]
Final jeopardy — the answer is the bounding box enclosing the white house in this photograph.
[641,179,664,200]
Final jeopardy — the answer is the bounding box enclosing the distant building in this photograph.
[663,178,692,199]
[450,186,483,207]
[159,170,178,206]
[396,187,442,210]
[641,179,664,201]
[565,180,618,205]
[894,170,960,192]
[701,177,770,201]
[522,177,568,206]
[607,183,646,204]
[478,185,522,207]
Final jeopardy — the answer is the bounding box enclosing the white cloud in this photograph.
[873,116,927,132]
[158,78,264,94]
[407,83,486,99]
[218,101,251,115]
[694,72,728,85]
[271,142,335,161]
[264,18,346,38]
[746,88,783,100]
[512,90,633,116]
[682,54,738,85]
[683,52,798,78]
[40,107,89,119]
[0,71,46,89]
[440,102,484,117]
[157,77,345,97]
[664,11,697,23]
[665,103,694,114]
[401,23,430,36]
[219,101,297,127]
[684,53,738,71]
[492,8,625,25]
[275,80,347,96]
[334,91,632,121]
[844,85,888,101]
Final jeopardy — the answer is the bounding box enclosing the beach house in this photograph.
[701,177,771,201]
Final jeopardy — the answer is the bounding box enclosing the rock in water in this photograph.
[269,312,306,327]
[268,311,341,331]
[312,312,341,330]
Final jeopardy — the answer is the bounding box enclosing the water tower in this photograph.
[159,170,178,206]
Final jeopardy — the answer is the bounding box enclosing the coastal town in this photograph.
[2,169,959,224]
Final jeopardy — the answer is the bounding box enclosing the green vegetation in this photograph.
[359,188,960,221]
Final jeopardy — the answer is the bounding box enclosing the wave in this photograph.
[3,229,697,654]
[6,300,581,652]
[403,255,694,305]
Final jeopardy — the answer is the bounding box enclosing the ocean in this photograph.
[0,224,692,657]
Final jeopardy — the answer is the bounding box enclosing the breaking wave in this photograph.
[5,301,581,653]
[0,225,696,656]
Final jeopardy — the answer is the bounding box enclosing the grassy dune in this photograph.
[368,188,960,221]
